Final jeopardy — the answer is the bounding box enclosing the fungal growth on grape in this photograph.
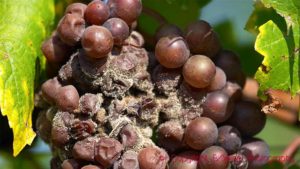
[36,0,270,168]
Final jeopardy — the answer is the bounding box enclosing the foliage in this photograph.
[0,0,55,156]
[246,0,300,100]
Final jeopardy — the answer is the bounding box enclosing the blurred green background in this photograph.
[0,0,299,168]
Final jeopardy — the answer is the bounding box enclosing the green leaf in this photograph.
[0,0,55,156]
[251,0,300,99]
[138,0,210,46]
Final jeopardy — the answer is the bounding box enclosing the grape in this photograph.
[61,159,81,169]
[114,150,139,169]
[65,3,87,17]
[198,146,229,169]
[84,0,110,25]
[227,101,266,137]
[169,151,199,169]
[119,124,138,148]
[222,82,242,101]
[36,112,52,143]
[51,112,73,147]
[229,153,248,169]
[56,85,80,112]
[79,93,101,116]
[41,77,62,104]
[95,138,123,168]
[157,121,184,152]
[185,20,221,57]
[183,55,216,88]
[41,34,73,64]
[206,67,227,91]
[214,50,241,74]
[70,119,96,140]
[72,137,98,162]
[109,0,142,25]
[155,24,183,42]
[214,50,246,87]
[138,147,169,169]
[81,25,113,59]
[184,117,218,150]
[81,165,104,169]
[103,18,130,46]
[217,125,242,154]
[241,138,270,168]
[155,36,190,68]
[37,2,272,169]
[57,14,86,46]
[202,91,234,123]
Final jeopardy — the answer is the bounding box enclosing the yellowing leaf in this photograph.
[0,0,55,156]
[252,0,300,99]
[254,20,299,99]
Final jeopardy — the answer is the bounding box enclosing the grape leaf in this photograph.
[0,0,55,156]
[250,0,300,100]
[245,1,286,35]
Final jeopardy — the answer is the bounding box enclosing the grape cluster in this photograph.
[37,1,269,169]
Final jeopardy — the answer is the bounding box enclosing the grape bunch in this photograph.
[37,0,270,169]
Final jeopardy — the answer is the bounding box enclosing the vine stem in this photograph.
[142,6,168,25]
[138,7,169,47]
[281,137,300,165]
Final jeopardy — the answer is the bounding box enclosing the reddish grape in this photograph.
[157,121,184,152]
[155,24,183,42]
[221,82,242,101]
[138,147,169,169]
[84,0,110,25]
[184,117,218,150]
[56,85,80,112]
[57,14,85,46]
[206,67,226,91]
[229,153,249,169]
[198,146,229,169]
[109,0,142,25]
[214,50,246,87]
[241,138,270,168]
[155,36,190,68]
[185,20,221,57]
[214,50,241,76]
[41,34,73,64]
[41,77,62,104]
[217,125,242,154]
[116,150,139,169]
[119,124,138,148]
[81,25,113,59]
[169,151,199,169]
[81,165,103,169]
[61,159,81,169]
[72,137,97,162]
[95,138,123,168]
[65,3,87,17]
[227,101,266,137]
[103,18,129,46]
[202,91,234,123]
[183,55,216,88]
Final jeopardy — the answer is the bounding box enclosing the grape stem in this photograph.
[142,7,168,25]
[281,137,300,165]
